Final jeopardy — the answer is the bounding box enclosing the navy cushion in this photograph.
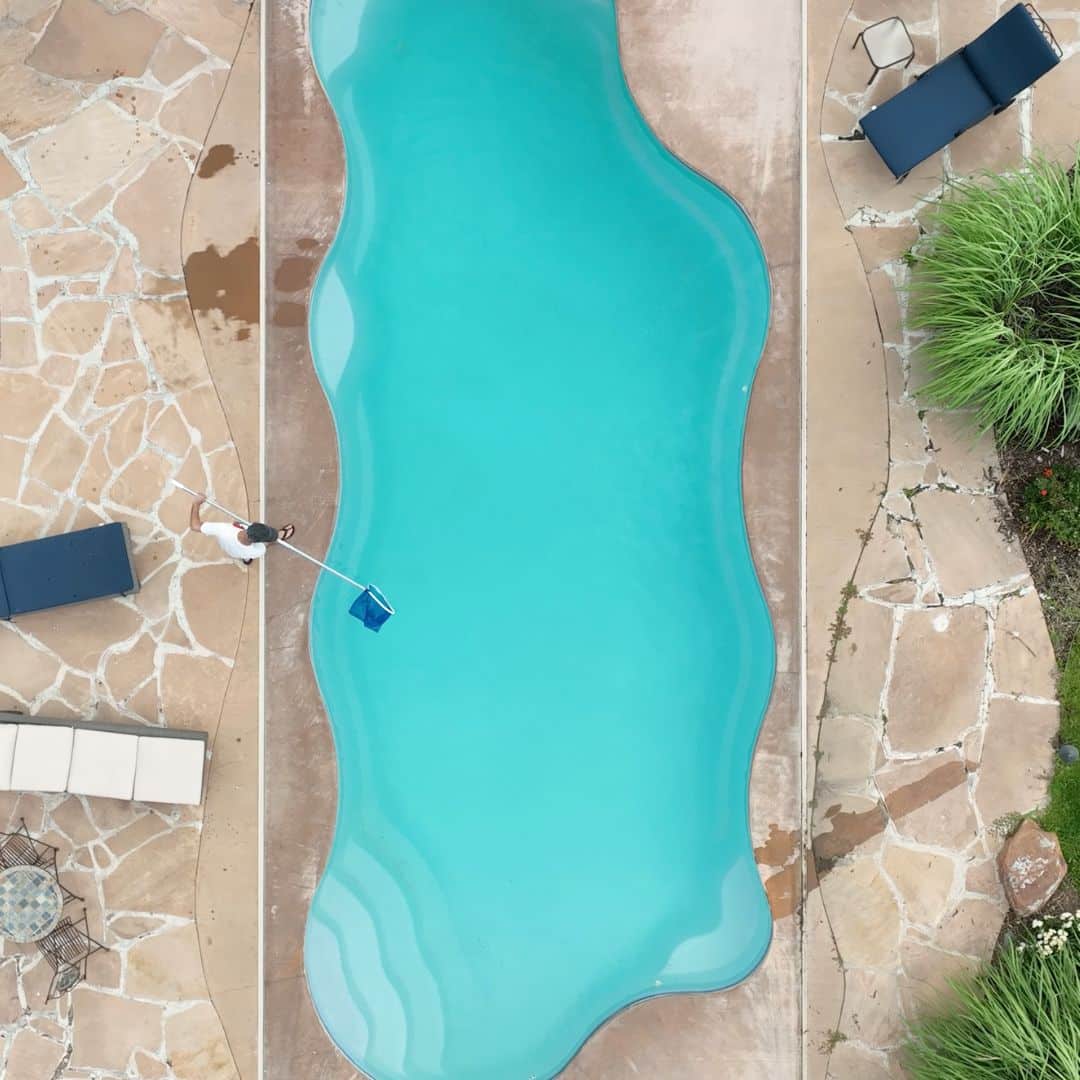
[0,523,137,617]
[861,52,994,177]
[964,4,1059,107]
[0,564,9,621]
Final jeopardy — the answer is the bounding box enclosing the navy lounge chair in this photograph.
[0,523,139,620]
[860,4,1061,180]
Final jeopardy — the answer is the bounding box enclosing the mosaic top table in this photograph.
[0,865,62,943]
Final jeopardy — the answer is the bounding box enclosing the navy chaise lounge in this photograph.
[860,3,1061,180]
[0,523,139,620]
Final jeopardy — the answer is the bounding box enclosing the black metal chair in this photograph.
[36,911,106,1001]
[853,16,916,86]
[0,819,82,906]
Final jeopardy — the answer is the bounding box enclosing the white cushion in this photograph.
[11,724,74,792]
[133,736,205,806]
[67,729,138,800]
[0,726,16,791]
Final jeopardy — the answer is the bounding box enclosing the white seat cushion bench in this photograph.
[0,712,207,806]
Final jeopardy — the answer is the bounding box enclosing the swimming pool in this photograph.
[305,2,775,1078]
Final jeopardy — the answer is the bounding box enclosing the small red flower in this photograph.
[1044,467,1054,478]
[1041,488,1049,496]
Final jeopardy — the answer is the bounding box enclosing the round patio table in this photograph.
[0,865,62,943]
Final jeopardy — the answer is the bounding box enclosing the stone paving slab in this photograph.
[0,0,257,1075]
[807,0,1074,1074]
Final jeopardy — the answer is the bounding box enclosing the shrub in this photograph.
[1022,464,1080,548]
[902,914,1080,1079]
[909,156,1080,448]
[1042,636,1080,886]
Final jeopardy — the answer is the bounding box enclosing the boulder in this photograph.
[998,819,1067,915]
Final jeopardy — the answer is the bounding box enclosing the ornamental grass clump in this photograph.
[903,913,1080,1080]
[910,157,1080,448]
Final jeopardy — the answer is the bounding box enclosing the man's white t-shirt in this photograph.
[201,522,267,562]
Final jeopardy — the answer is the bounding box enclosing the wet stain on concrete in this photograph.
[275,255,316,293]
[813,801,888,874]
[198,143,237,178]
[273,301,306,327]
[814,759,969,877]
[297,237,320,250]
[882,760,968,821]
[184,236,259,325]
[764,862,799,919]
[755,824,800,868]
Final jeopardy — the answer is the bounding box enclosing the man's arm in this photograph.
[189,495,206,533]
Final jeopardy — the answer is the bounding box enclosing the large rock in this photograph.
[998,819,1067,915]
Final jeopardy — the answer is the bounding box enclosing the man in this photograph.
[189,494,294,565]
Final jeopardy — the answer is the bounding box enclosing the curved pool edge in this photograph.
[299,2,782,1077]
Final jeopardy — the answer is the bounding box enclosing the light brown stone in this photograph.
[110,83,164,122]
[27,414,86,492]
[18,599,142,672]
[0,320,35,368]
[102,316,137,363]
[134,1049,171,1079]
[0,371,58,437]
[849,223,919,270]
[878,751,976,848]
[0,64,82,140]
[181,563,245,655]
[165,1000,236,1080]
[70,988,163,1069]
[28,0,164,82]
[0,959,18,1025]
[976,699,1059,824]
[103,826,199,917]
[0,624,60,697]
[826,598,893,717]
[177,384,232,452]
[6,1027,65,1077]
[160,652,230,730]
[992,591,1057,699]
[886,606,986,752]
[105,247,138,295]
[132,299,206,389]
[11,195,53,230]
[106,398,148,468]
[109,915,166,941]
[94,361,149,407]
[882,843,956,927]
[148,404,191,457]
[842,966,905,1048]
[0,504,46,546]
[152,31,206,84]
[900,940,980,1016]
[924,411,998,489]
[42,301,110,355]
[107,448,170,512]
[817,714,880,797]
[0,153,24,199]
[159,72,226,142]
[115,147,192,276]
[26,100,161,205]
[1032,50,1080,165]
[105,633,156,703]
[127,922,207,1000]
[0,438,26,499]
[0,269,32,318]
[145,0,247,60]
[916,489,1026,595]
[819,859,901,966]
[998,818,1067,915]
[934,898,1004,959]
[28,231,115,278]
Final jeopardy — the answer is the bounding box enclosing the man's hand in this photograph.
[189,495,206,533]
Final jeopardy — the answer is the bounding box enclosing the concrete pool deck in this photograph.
[806,2,1080,1076]
[0,0,259,1075]
[264,0,801,1076]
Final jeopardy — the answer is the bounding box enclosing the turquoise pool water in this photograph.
[305,2,775,1078]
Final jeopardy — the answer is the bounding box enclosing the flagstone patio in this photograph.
[807,2,1080,1076]
[0,0,258,1076]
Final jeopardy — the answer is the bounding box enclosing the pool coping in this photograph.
[264,1,803,1075]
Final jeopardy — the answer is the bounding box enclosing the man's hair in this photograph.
[246,522,279,544]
